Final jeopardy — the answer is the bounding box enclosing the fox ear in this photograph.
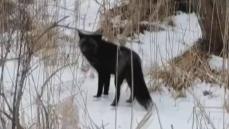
[78,31,85,39]
[78,30,102,40]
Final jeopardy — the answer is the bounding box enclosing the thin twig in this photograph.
[0,93,13,113]
[0,110,12,120]
[35,16,69,42]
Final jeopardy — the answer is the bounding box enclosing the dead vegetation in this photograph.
[99,0,176,40]
[0,0,60,58]
[0,0,32,33]
[0,0,79,129]
[55,96,80,129]
[153,44,227,93]
[29,22,60,66]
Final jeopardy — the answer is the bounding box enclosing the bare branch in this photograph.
[39,61,78,97]
[35,16,69,42]
[0,93,13,114]
[0,109,12,120]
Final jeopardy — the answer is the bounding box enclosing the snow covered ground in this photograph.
[78,80,229,129]
[1,0,229,129]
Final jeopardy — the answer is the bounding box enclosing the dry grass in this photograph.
[0,1,79,128]
[0,0,16,32]
[29,22,60,65]
[55,96,80,129]
[99,0,176,40]
[152,45,227,93]
[0,0,59,59]
[224,95,229,113]
[0,0,32,33]
[18,0,34,4]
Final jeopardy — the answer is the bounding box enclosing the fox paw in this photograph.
[93,94,101,98]
[111,102,117,106]
[126,99,133,103]
[103,92,109,95]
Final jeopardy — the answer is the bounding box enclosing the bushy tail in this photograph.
[134,79,153,110]
[133,59,153,110]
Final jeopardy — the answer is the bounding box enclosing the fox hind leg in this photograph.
[103,74,110,95]
[111,74,125,106]
[126,75,135,103]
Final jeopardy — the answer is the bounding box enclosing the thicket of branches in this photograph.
[0,0,80,129]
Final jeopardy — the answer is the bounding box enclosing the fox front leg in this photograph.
[94,72,105,97]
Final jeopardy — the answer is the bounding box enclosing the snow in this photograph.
[1,0,229,129]
[76,76,229,129]
[125,12,202,73]
[209,55,228,72]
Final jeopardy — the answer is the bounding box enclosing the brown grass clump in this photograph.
[99,0,176,40]
[18,0,34,4]
[55,96,80,129]
[153,46,226,93]
[0,0,68,67]
[0,0,16,32]
[30,23,58,53]
[28,22,60,66]
[0,0,32,33]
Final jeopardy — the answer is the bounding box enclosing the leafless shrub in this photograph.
[0,0,81,129]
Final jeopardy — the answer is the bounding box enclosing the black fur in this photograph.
[78,31,153,110]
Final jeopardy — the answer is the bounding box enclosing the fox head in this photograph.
[78,30,102,55]
[78,30,102,40]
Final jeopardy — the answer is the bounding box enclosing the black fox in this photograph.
[78,31,153,110]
